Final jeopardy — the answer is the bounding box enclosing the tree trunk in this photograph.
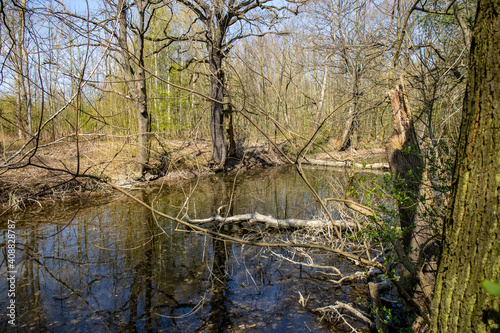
[22,71,33,137]
[431,1,500,331]
[312,62,329,134]
[226,105,237,158]
[117,0,150,176]
[209,44,228,165]
[14,0,31,139]
[386,83,423,252]
[339,69,359,151]
[135,87,149,175]
[20,0,32,137]
[15,71,23,140]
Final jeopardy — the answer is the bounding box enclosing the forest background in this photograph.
[0,0,471,179]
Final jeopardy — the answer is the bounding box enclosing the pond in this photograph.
[0,166,384,332]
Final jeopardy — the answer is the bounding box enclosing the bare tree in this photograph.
[305,0,386,151]
[156,0,295,166]
[3,0,33,139]
[116,0,152,177]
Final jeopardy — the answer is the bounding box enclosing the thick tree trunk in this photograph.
[431,1,500,331]
[226,105,237,157]
[209,45,228,165]
[386,84,423,252]
[339,103,356,151]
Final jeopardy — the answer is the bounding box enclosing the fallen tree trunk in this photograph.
[185,212,359,230]
[300,158,389,171]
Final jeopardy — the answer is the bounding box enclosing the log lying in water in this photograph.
[185,212,358,230]
[300,158,389,170]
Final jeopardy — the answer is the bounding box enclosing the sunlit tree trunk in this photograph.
[117,0,150,176]
[431,1,500,331]
[15,73,23,140]
[12,0,32,139]
[21,0,32,137]
[339,68,360,151]
[312,60,329,134]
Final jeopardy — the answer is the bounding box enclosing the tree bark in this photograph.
[226,105,237,157]
[431,1,500,331]
[312,61,329,134]
[386,83,423,252]
[208,35,228,165]
[339,69,359,151]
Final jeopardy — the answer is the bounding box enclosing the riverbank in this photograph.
[0,138,386,214]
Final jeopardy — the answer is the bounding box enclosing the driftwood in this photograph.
[300,158,389,171]
[185,212,358,230]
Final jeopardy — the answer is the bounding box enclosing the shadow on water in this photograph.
[0,166,385,332]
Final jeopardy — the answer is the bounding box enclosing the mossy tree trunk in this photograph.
[431,1,500,331]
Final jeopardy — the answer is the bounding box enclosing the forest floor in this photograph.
[0,137,386,214]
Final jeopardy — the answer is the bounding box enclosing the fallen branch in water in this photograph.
[300,158,389,171]
[315,301,373,330]
[328,267,383,285]
[105,181,430,326]
[185,212,359,230]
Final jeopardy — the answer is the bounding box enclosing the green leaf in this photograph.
[482,280,500,296]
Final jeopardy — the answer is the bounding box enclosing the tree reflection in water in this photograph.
[1,166,379,332]
[207,239,229,332]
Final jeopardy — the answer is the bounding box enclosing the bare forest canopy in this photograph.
[0,0,472,176]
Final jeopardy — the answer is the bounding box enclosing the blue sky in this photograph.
[65,0,100,13]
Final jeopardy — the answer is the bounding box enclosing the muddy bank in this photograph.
[0,139,386,215]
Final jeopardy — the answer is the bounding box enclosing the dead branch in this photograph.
[315,301,373,329]
[269,250,343,276]
[329,271,367,285]
[300,158,389,171]
[185,211,358,230]
[329,266,383,285]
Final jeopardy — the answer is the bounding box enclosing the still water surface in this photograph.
[1,166,376,332]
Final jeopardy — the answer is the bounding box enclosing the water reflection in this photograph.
[1,166,382,332]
